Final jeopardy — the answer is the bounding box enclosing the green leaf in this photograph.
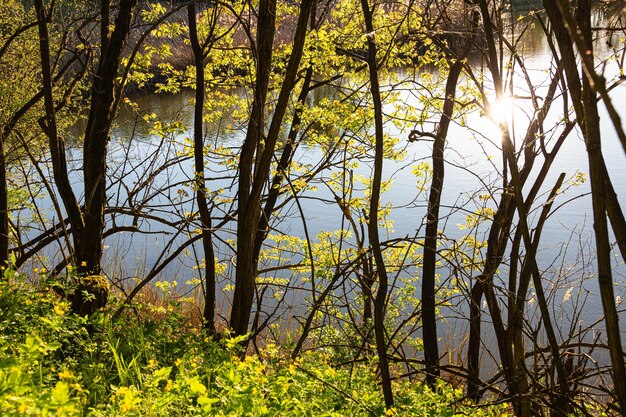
[188,377,207,395]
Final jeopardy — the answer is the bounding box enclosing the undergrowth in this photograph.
[0,268,508,416]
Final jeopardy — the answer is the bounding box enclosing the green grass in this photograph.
[0,269,508,416]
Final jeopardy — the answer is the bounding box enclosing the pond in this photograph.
[27,6,626,353]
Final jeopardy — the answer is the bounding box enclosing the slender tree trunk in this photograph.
[467,1,512,399]
[37,0,136,315]
[188,3,217,334]
[511,174,565,416]
[231,0,313,336]
[252,45,316,262]
[465,149,517,402]
[230,0,276,337]
[574,1,626,412]
[8,20,85,271]
[466,278,483,400]
[35,0,84,252]
[37,0,89,314]
[543,0,626,411]
[359,0,393,407]
[502,134,571,417]
[0,147,8,266]
[421,46,468,388]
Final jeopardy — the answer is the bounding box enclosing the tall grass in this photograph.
[0,267,511,416]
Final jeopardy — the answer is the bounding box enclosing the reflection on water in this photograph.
[29,5,626,353]
[117,91,195,141]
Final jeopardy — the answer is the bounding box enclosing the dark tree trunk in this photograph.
[465,145,516,402]
[252,64,315,264]
[466,279,483,400]
[188,3,217,334]
[35,0,85,253]
[0,146,8,267]
[421,41,470,388]
[73,0,137,315]
[36,0,136,315]
[543,0,626,411]
[231,0,313,337]
[576,3,626,410]
[80,0,136,275]
[230,0,277,337]
[502,133,571,417]
[360,0,393,408]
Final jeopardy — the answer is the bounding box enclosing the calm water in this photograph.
[32,9,626,345]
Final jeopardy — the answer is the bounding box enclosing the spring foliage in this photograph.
[0,268,507,416]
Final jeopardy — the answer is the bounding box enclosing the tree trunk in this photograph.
[0,146,8,267]
[35,0,84,255]
[230,0,277,337]
[80,0,136,273]
[360,0,393,408]
[575,1,626,412]
[231,0,313,337]
[543,0,626,411]
[465,148,517,402]
[37,0,136,315]
[421,43,469,388]
[188,3,217,334]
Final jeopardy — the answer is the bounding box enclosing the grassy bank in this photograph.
[0,269,508,416]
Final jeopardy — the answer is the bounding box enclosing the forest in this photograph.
[1,0,626,415]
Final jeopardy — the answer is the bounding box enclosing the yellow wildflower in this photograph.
[120,402,132,413]
[53,303,66,316]
[58,370,73,379]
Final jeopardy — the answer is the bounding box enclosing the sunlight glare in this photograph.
[487,95,516,125]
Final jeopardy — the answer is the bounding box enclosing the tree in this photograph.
[230,0,314,337]
[462,3,577,414]
[36,0,138,315]
[0,0,48,267]
[417,0,479,388]
[187,1,218,334]
[543,0,626,412]
[359,0,394,407]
